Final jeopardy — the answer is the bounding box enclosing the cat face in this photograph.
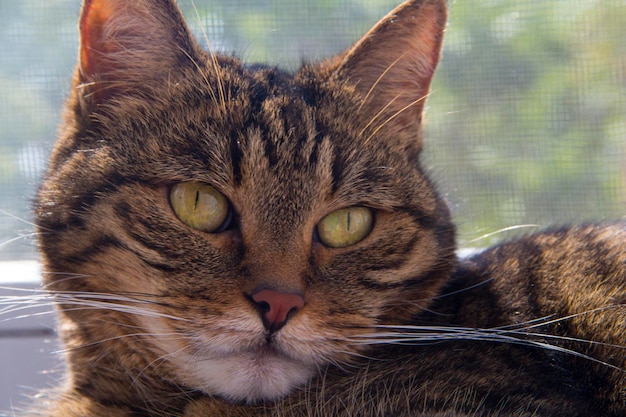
[35,0,454,404]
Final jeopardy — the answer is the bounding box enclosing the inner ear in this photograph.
[78,0,202,103]
[334,0,447,141]
[79,0,114,82]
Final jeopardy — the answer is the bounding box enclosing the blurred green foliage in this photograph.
[426,0,626,245]
[0,0,624,260]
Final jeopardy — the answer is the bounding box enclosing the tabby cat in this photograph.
[28,0,624,416]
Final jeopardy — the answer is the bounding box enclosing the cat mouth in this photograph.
[241,337,316,370]
[188,342,317,403]
[238,342,287,361]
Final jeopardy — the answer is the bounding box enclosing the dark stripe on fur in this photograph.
[229,132,244,185]
[65,235,125,265]
[330,148,344,194]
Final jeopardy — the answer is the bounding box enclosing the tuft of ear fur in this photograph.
[78,0,202,104]
[335,0,446,146]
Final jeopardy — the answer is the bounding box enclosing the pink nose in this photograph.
[251,289,305,332]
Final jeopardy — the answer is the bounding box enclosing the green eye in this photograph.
[317,206,374,248]
[169,182,231,232]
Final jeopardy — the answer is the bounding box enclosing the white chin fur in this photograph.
[189,349,316,403]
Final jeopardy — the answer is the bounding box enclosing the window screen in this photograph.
[1,0,625,262]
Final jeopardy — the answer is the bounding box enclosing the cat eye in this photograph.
[316,207,374,248]
[169,182,232,233]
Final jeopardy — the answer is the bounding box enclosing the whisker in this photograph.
[0,233,40,249]
[511,339,624,372]
[492,305,625,332]
[357,53,407,113]
[54,332,187,355]
[0,305,57,323]
[432,278,494,300]
[490,328,625,350]
[52,299,188,322]
[40,272,92,286]
[350,322,625,372]
[364,91,432,144]
[358,93,401,138]
[0,289,191,323]
[464,224,543,245]
[0,209,48,231]
[188,0,227,113]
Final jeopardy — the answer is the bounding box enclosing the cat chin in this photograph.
[138,314,320,402]
[187,347,316,403]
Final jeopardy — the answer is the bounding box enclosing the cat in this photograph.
[26,0,624,416]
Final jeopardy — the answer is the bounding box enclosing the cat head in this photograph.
[36,0,453,405]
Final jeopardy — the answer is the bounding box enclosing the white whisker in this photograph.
[348,320,625,373]
[0,209,46,231]
[464,224,543,245]
[0,233,40,249]
[0,289,191,324]
[54,332,186,355]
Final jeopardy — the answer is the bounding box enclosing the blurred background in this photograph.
[1,0,625,412]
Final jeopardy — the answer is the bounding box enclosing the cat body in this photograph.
[30,0,624,416]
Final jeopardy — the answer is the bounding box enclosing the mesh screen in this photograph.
[1,0,624,260]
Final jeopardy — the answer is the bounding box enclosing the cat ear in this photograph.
[78,0,201,103]
[335,0,446,144]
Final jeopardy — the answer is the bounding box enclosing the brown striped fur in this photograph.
[31,0,624,416]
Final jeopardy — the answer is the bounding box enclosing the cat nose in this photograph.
[251,289,305,332]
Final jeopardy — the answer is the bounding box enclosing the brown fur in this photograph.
[30,0,624,416]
